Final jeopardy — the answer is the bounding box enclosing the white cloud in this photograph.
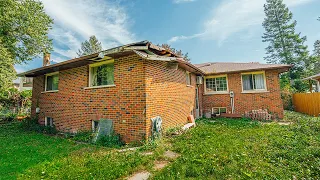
[169,0,314,43]
[173,0,196,4]
[41,0,135,60]
[168,33,204,43]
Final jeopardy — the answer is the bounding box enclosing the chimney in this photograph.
[43,53,50,66]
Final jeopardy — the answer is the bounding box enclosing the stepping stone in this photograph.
[118,147,138,152]
[154,160,169,170]
[127,171,151,180]
[278,122,292,126]
[164,150,180,159]
[141,151,153,156]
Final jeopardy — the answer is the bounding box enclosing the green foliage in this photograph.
[0,0,53,64]
[0,0,52,92]
[262,0,310,81]
[20,117,57,135]
[0,40,15,91]
[77,35,102,57]
[72,130,94,143]
[95,134,124,148]
[153,114,320,179]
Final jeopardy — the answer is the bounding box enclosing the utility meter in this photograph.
[230,91,234,98]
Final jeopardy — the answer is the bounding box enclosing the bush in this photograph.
[95,134,124,148]
[20,116,57,135]
[72,130,94,143]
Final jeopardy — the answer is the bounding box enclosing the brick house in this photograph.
[19,41,291,143]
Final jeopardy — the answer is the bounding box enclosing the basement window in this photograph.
[212,107,227,116]
[45,72,59,91]
[45,117,53,127]
[92,120,99,132]
[89,60,114,87]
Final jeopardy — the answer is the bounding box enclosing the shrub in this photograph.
[95,133,124,148]
[73,130,94,143]
[20,116,57,135]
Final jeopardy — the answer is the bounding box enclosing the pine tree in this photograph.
[262,0,309,79]
[77,36,102,57]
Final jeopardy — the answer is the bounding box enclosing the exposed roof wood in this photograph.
[303,73,320,81]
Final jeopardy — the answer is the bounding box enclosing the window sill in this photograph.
[84,84,116,89]
[241,90,269,94]
[204,92,229,95]
[186,85,193,88]
[41,90,59,93]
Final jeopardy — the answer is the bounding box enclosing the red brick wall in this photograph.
[144,61,198,135]
[31,54,147,143]
[201,70,284,119]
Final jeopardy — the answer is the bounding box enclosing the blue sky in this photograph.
[15,0,320,73]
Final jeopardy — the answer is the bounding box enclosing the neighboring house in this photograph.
[18,41,291,143]
[13,77,33,91]
[303,73,320,92]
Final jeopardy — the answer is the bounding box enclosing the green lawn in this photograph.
[153,112,320,179]
[0,111,319,179]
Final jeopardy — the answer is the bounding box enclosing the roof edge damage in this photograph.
[18,40,292,77]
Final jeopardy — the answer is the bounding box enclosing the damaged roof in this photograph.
[194,62,292,75]
[18,40,204,77]
[303,73,320,81]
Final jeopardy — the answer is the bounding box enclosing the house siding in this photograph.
[144,61,198,136]
[202,70,284,118]
[31,54,199,143]
[31,54,147,143]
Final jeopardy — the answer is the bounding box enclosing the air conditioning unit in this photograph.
[196,76,203,84]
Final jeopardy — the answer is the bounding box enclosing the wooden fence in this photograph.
[293,92,320,116]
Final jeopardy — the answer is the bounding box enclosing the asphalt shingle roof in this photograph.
[194,62,291,74]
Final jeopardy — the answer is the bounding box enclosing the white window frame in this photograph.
[212,107,227,116]
[204,75,229,94]
[45,117,53,127]
[88,60,115,88]
[241,71,267,93]
[186,71,191,86]
[45,72,59,92]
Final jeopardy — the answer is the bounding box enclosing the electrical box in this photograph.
[196,76,203,84]
[230,91,234,98]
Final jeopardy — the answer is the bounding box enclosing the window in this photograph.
[92,120,99,132]
[45,117,53,127]
[186,71,191,85]
[205,75,228,93]
[242,72,266,91]
[45,73,59,91]
[212,107,227,116]
[89,61,114,87]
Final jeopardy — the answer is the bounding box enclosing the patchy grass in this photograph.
[1,111,319,179]
[0,123,88,179]
[152,112,320,179]
[0,122,162,180]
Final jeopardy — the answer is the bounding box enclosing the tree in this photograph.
[77,36,102,57]
[0,0,53,64]
[160,44,191,62]
[262,0,309,80]
[0,0,53,91]
[0,41,16,92]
